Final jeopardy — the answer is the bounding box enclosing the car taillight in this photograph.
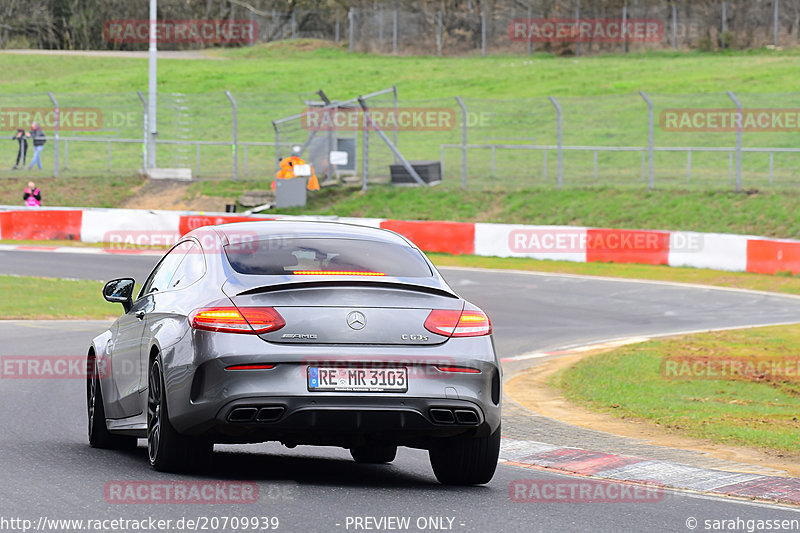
[436,365,481,373]
[190,307,285,334]
[424,306,492,338]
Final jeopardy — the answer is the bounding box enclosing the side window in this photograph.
[138,241,192,298]
[169,242,205,289]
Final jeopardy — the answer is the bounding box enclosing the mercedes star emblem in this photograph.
[346,311,366,330]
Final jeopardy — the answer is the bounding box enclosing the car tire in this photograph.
[429,424,501,485]
[147,357,212,473]
[87,356,138,450]
[350,445,398,464]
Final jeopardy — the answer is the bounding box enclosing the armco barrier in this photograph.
[586,228,670,265]
[0,209,83,241]
[380,219,475,255]
[3,206,800,275]
[746,239,800,275]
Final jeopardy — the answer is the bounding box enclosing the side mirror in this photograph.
[103,278,135,313]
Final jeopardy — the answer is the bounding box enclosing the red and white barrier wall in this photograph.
[1,206,799,276]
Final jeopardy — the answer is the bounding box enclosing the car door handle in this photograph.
[135,311,146,320]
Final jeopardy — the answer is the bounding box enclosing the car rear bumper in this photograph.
[176,395,500,447]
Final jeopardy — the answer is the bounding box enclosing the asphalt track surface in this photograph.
[2,249,800,532]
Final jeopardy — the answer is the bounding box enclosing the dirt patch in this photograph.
[506,349,800,477]
[121,180,229,212]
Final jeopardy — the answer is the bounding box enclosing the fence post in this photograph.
[455,96,468,190]
[769,151,774,185]
[622,5,627,53]
[721,2,727,48]
[362,103,369,191]
[548,96,563,189]
[136,91,148,172]
[686,150,691,183]
[47,92,59,177]
[640,91,654,190]
[148,0,157,169]
[392,9,398,54]
[272,121,280,172]
[774,0,780,47]
[349,8,354,52]
[291,11,296,39]
[437,11,443,56]
[672,3,677,48]
[481,11,486,56]
[727,90,742,191]
[527,5,532,55]
[225,91,238,180]
[575,4,580,56]
[378,6,384,47]
[335,14,340,43]
[392,85,399,162]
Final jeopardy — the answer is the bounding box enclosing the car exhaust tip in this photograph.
[429,408,480,425]
[227,407,258,423]
[429,408,456,424]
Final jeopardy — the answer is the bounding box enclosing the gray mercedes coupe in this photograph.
[87,220,501,485]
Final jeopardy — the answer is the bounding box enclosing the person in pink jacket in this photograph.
[23,181,41,207]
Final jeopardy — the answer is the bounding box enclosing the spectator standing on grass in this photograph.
[23,181,41,207]
[11,128,28,170]
[27,122,46,170]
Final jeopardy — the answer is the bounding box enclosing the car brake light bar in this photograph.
[292,271,386,276]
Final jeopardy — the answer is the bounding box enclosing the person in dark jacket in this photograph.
[12,128,27,170]
[23,181,41,207]
[27,122,46,170]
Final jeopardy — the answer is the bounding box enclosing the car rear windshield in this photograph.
[225,238,433,277]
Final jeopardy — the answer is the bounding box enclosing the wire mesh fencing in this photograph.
[2,89,800,190]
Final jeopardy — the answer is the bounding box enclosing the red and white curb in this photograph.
[500,438,800,505]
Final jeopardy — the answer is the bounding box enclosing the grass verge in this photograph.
[550,325,800,454]
[0,176,145,208]
[0,275,114,319]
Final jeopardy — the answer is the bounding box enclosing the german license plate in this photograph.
[308,367,408,392]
